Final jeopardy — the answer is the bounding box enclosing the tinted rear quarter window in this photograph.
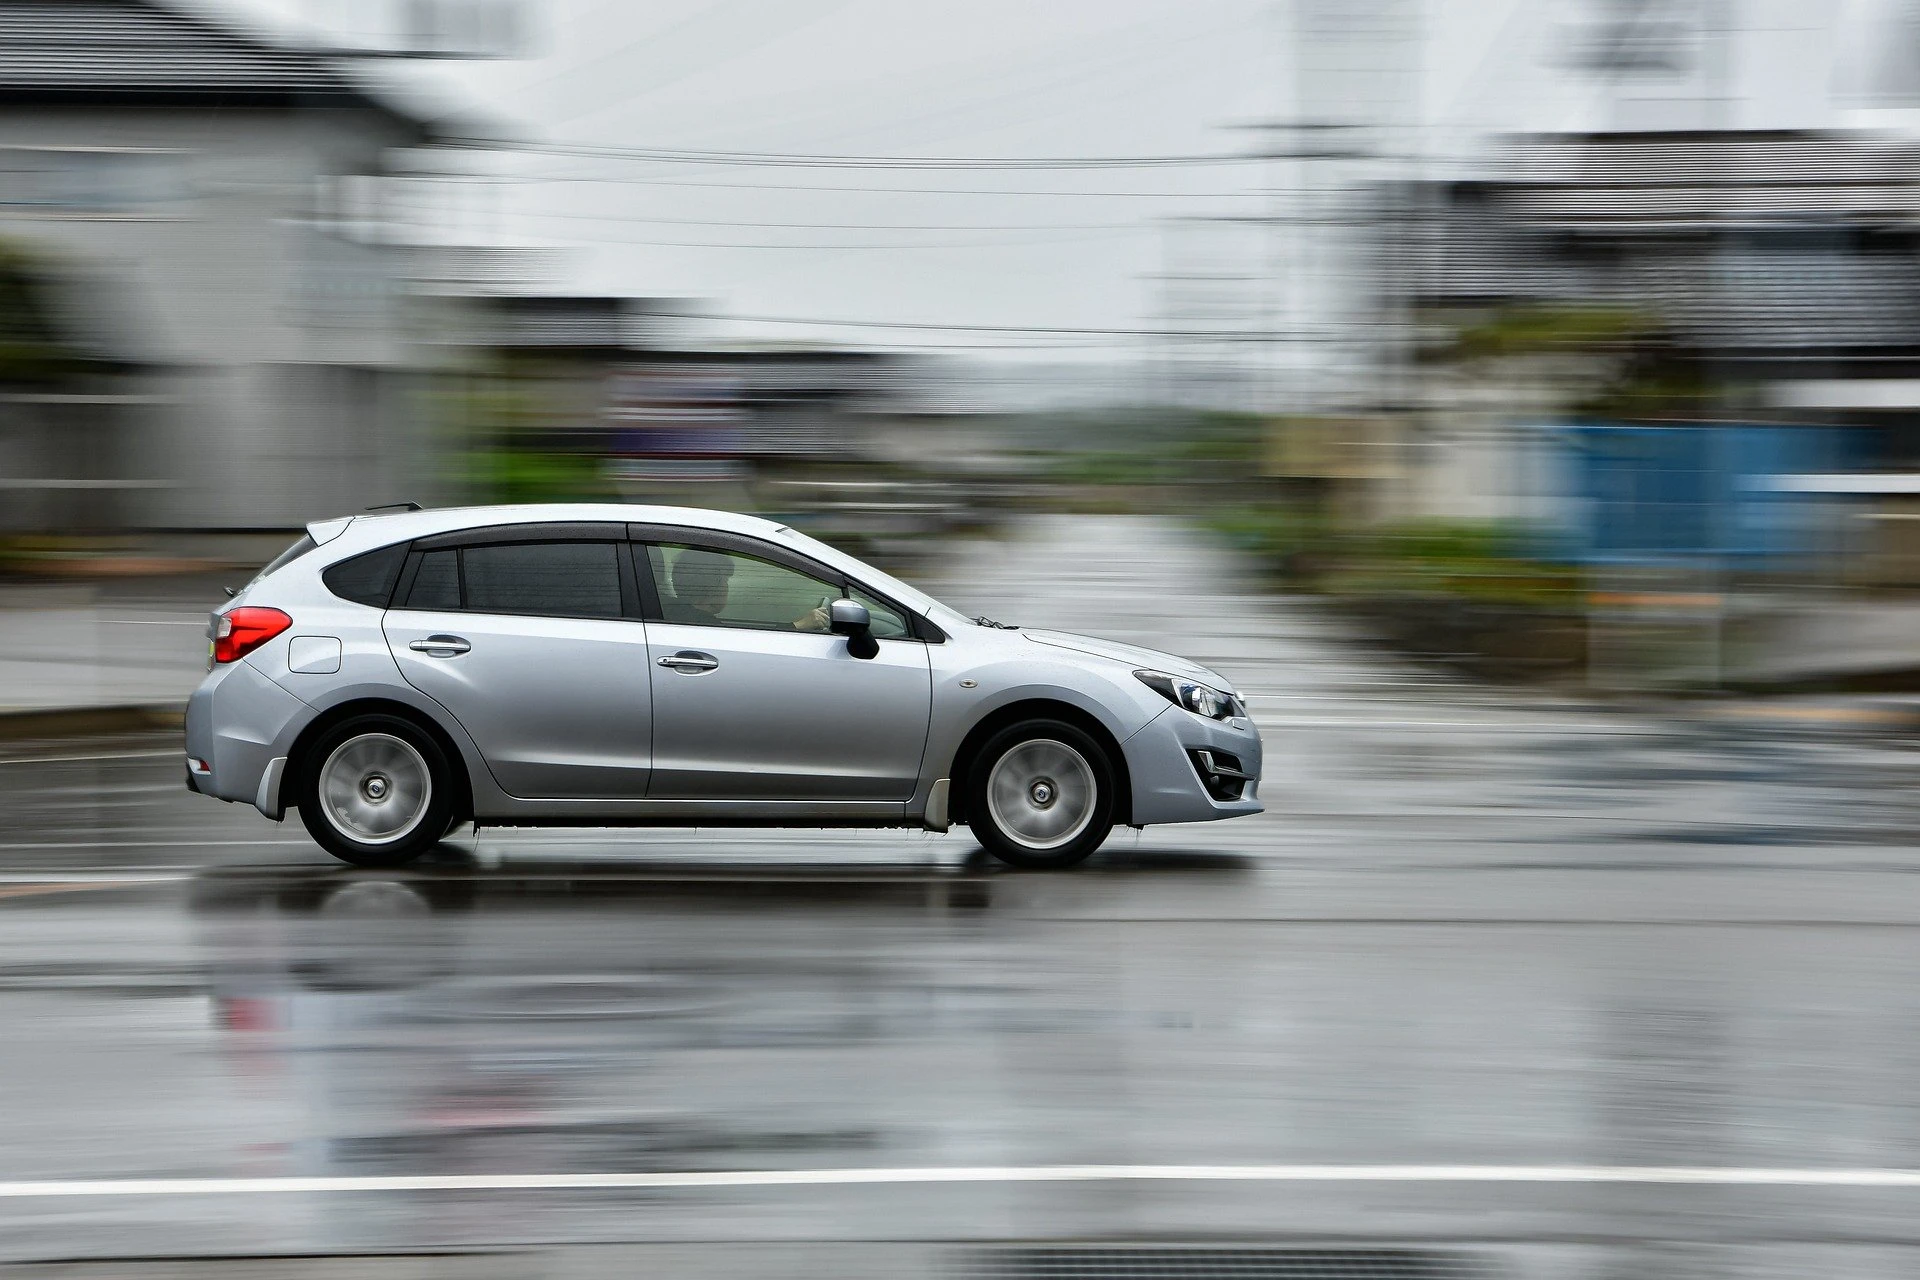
[321,543,408,607]
[404,549,460,610]
[462,542,622,618]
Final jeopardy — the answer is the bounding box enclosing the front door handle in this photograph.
[409,635,471,657]
[657,650,718,673]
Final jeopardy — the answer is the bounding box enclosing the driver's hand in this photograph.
[794,606,830,632]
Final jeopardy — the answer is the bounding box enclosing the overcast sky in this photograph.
[223,0,1872,358]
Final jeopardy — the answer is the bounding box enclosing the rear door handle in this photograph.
[657,651,718,673]
[409,635,470,657]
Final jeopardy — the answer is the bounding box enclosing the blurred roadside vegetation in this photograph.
[0,238,94,384]
[1212,504,1580,608]
[1031,407,1579,610]
[1043,409,1267,493]
[436,367,616,505]
[1433,302,1715,421]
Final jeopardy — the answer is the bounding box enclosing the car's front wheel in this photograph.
[967,719,1116,869]
[296,714,456,867]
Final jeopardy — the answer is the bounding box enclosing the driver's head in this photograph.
[671,548,734,615]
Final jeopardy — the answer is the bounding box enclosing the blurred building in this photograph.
[0,0,462,533]
[1410,131,1920,391]
[1387,129,1920,577]
[455,293,909,467]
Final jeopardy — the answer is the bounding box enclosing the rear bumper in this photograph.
[184,660,314,817]
[1120,705,1264,826]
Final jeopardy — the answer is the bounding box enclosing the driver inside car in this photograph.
[666,548,831,632]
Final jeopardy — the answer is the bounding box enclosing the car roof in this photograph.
[296,501,957,626]
[307,503,792,552]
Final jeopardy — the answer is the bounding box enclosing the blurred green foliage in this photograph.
[1438,302,1718,420]
[1439,304,1648,363]
[0,238,92,383]
[1210,505,1581,606]
[470,449,612,504]
[1045,410,1266,489]
[1327,519,1581,606]
[435,364,616,504]
[1210,502,1335,573]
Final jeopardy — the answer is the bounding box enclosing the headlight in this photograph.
[1134,669,1242,721]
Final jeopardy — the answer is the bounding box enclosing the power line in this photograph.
[448,140,1264,171]
[527,231,1148,249]
[469,171,1266,199]
[492,208,1147,232]
[667,310,1335,339]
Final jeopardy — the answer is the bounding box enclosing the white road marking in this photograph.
[0,749,181,767]
[0,871,189,884]
[1261,718,1650,732]
[0,833,940,852]
[5,1165,1920,1199]
[0,839,310,851]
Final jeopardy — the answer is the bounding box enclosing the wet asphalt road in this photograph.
[9,518,1920,1276]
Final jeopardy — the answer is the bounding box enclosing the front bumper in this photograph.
[1120,705,1264,826]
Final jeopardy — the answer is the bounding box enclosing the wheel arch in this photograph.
[285,697,474,824]
[946,698,1132,827]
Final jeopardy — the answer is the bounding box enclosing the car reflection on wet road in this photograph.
[10,520,1920,1277]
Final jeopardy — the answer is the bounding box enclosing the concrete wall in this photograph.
[0,106,437,529]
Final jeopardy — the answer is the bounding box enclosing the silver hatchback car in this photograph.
[185,504,1262,868]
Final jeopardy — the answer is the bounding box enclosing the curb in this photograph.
[0,703,184,742]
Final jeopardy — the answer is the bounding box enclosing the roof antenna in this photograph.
[364,501,423,513]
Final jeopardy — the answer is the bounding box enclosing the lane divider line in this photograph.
[0,749,182,767]
[0,881,151,902]
[8,1165,1920,1199]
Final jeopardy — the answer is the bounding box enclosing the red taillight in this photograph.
[213,607,292,664]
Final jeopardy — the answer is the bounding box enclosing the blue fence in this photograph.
[1532,423,1858,566]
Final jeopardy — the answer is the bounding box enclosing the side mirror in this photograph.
[828,598,878,659]
[827,598,870,635]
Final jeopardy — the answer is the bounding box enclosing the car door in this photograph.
[639,536,931,801]
[383,526,654,800]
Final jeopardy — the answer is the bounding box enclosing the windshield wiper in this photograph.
[973,615,1019,629]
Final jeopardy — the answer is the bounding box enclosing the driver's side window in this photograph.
[849,586,910,639]
[646,543,837,632]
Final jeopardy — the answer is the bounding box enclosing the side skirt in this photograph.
[472,799,914,829]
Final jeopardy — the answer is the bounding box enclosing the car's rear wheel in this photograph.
[967,718,1116,869]
[297,714,455,867]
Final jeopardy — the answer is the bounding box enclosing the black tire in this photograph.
[965,718,1116,869]
[296,713,457,868]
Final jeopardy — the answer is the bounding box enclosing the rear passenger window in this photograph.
[462,542,622,618]
[404,549,460,610]
[322,543,407,607]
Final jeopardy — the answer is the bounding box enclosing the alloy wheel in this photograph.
[985,737,1097,851]
[318,732,433,845]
